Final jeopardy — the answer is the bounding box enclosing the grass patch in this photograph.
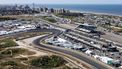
[0,60,27,69]
[46,18,57,23]
[0,48,26,57]
[0,17,16,21]
[55,13,83,19]
[0,48,35,58]
[31,55,66,68]
[42,16,57,23]
[0,39,18,49]
[55,14,75,19]
[0,48,36,57]
[1,61,18,66]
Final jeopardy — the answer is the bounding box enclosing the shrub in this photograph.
[31,55,66,68]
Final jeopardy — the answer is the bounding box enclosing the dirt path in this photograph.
[15,35,51,58]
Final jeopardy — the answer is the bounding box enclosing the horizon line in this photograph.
[0,3,122,5]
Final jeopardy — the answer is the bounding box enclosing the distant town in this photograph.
[0,4,70,15]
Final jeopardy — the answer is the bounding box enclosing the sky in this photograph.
[0,0,122,4]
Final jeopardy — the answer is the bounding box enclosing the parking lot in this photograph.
[45,34,122,68]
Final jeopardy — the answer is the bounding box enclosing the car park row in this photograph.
[45,35,122,68]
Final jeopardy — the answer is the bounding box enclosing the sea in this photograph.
[34,4,122,16]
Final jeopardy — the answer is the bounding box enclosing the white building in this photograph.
[0,31,7,35]
[99,56,113,64]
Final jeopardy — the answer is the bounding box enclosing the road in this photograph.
[32,29,115,69]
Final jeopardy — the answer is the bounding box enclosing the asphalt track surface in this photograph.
[31,28,114,69]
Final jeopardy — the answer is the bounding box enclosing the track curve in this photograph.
[32,28,114,69]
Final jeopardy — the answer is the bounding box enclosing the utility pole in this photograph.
[32,3,35,21]
[33,3,35,14]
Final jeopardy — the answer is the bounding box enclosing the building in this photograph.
[77,23,97,33]
[99,56,113,64]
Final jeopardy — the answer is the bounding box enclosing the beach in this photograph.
[70,10,122,17]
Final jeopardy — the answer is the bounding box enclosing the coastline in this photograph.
[70,10,122,17]
[42,4,122,17]
[54,7,122,17]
